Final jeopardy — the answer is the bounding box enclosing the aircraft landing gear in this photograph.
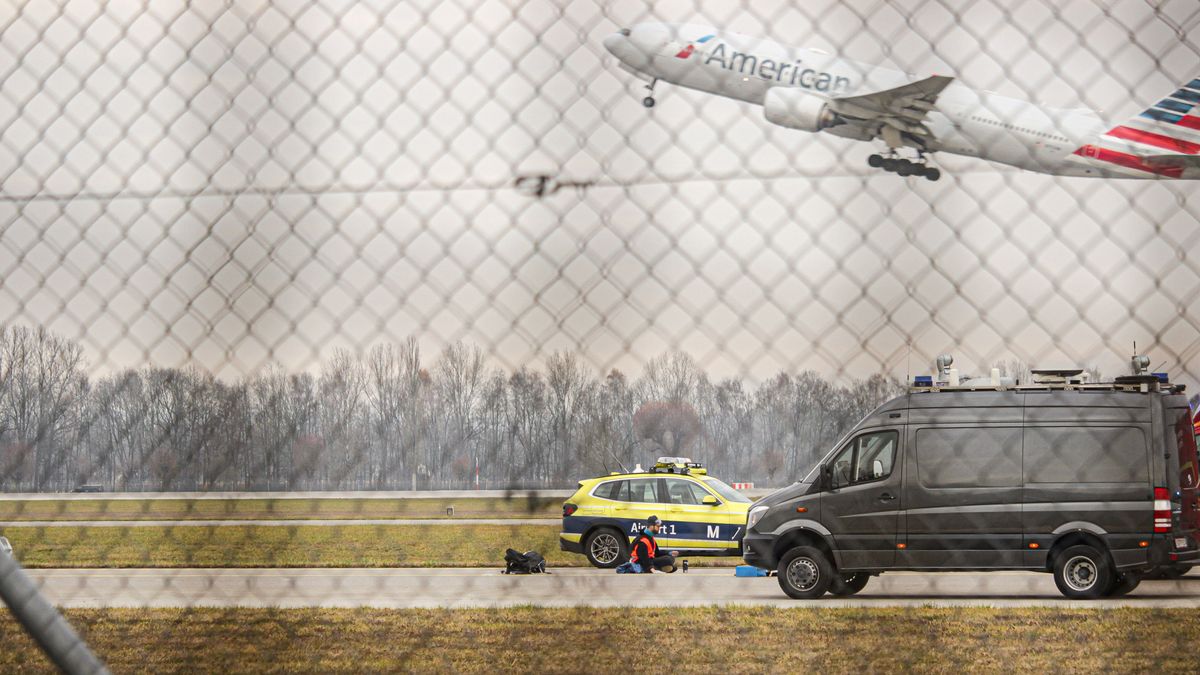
[868,152,941,181]
[642,78,657,108]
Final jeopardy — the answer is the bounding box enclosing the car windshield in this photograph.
[702,477,752,503]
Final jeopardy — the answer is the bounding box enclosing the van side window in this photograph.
[1024,427,1149,483]
[916,428,1022,488]
[830,430,898,488]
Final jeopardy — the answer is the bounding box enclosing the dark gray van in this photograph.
[742,373,1200,599]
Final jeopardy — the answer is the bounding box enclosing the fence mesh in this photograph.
[2,0,1200,671]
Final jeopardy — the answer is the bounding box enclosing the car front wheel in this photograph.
[584,528,627,568]
[777,546,833,599]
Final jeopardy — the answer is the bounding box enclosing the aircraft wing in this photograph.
[828,75,955,140]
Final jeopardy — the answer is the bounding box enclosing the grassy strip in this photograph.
[0,496,561,521]
[2,607,1198,674]
[3,523,570,568]
[1,524,738,568]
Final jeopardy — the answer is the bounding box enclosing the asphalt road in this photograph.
[1,518,560,527]
[25,567,1200,609]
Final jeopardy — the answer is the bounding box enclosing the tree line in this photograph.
[0,325,907,492]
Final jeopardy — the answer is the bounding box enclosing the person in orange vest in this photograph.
[630,515,677,573]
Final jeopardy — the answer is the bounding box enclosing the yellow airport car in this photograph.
[560,457,753,567]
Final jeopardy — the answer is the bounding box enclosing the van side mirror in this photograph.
[702,495,719,506]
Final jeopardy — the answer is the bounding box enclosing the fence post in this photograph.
[0,548,110,675]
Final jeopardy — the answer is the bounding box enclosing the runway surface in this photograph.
[25,567,1200,609]
[1,518,559,527]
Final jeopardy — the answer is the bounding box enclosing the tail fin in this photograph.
[1072,77,1200,177]
[1110,78,1200,149]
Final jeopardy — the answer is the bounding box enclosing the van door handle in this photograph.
[878,493,896,502]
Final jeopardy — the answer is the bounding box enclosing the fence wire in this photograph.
[2,0,1200,671]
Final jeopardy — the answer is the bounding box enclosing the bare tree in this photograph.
[633,401,703,457]
[318,349,367,488]
[545,351,592,481]
[0,325,910,491]
[0,326,87,490]
[638,352,700,404]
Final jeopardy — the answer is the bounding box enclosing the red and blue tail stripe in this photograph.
[1071,75,1200,177]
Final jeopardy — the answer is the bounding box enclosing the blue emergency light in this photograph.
[913,376,933,386]
[1153,372,1169,383]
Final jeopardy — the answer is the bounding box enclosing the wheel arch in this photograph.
[772,527,836,567]
[582,522,628,545]
[1046,527,1111,571]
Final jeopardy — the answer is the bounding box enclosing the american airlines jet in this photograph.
[603,23,1200,181]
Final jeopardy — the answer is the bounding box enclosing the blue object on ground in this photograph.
[735,565,767,577]
[615,561,642,574]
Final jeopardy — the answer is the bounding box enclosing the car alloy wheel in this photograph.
[589,532,621,565]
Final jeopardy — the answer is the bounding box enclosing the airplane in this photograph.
[603,23,1200,181]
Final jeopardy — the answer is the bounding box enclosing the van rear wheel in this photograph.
[1161,564,1193,579]
[1106,573,1141,597]
[829,572,870,596]
[1053,544,1113,599]
[777,546,833,599]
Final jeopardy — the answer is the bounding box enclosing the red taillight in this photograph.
[563,503,578,517]
[1154,487,1172,533]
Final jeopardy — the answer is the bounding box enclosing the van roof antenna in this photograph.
[905,342,911,385]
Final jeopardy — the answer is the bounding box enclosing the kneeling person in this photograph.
[631,515,677,573]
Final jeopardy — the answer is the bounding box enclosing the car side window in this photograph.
[627,478,658,503]
[611,480,629,501]
[593,480,625,500]
[830,430,898,489]
[665,479,711,505]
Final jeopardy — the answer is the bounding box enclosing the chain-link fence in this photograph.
[3,0,1200,671]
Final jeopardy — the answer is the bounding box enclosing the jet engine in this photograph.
[763,88,839,132]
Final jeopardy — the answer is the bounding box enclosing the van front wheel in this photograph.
[777,546,833,599]
[1053,545,1113,599]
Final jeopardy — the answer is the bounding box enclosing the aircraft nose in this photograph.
[602,31,628,56]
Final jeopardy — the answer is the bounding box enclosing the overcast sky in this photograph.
[1,0,1199,384]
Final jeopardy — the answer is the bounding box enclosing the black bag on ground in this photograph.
[504,548,547,574]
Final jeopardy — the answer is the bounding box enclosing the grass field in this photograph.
[0,496,561,521]
[0,523,737,568]
[1,523,568,568]
[1,607,1197,673]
